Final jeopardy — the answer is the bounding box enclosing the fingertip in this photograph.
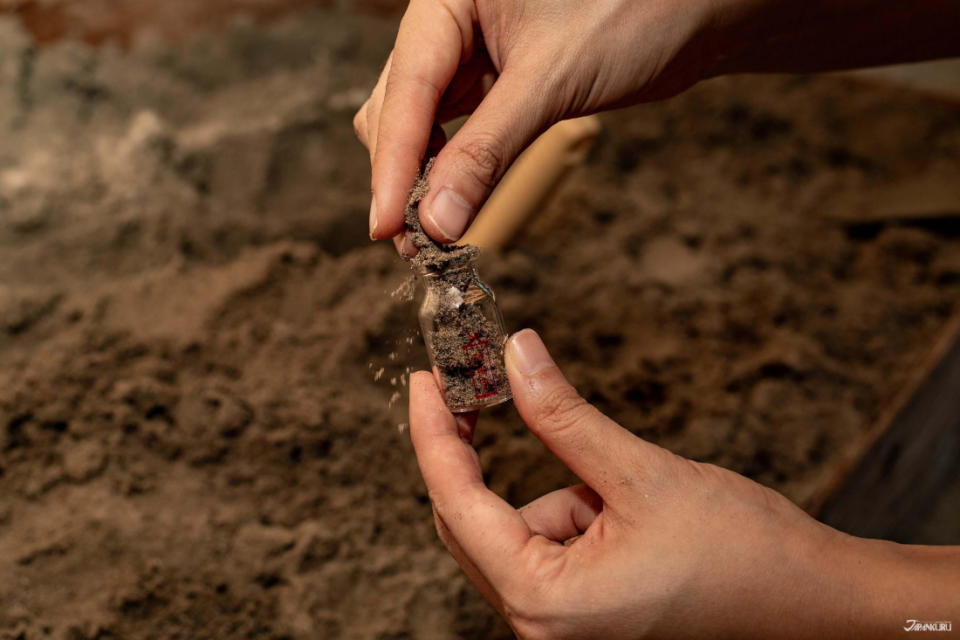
[369,201,407,241]
[368,195,379,241]
[409,370,452,428]
[454,411,478,444]
[393,231,419,259]
[353,104,369,147]
[371,158,419,240]
[410,370,440,403]
[505,329,556,380]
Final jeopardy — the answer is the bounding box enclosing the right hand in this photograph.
[408,329,960,639]
[355,0,718,246]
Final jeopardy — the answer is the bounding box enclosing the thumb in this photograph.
[505,329,663,498]
[419,72,550,243]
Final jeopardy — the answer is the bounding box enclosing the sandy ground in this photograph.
[1,8,959,639]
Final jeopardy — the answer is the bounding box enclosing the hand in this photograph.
[354,0,960,252]
[409,329,960,639]
[354,0,715,247]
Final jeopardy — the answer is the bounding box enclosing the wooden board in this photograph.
[814,308,960,541]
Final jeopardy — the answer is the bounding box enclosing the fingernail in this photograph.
[369,195,379,240]
[507,329,555,377]
[400,232,418,258]
[393,231,418,259]
[425,187,473,242]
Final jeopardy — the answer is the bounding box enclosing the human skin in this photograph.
[409,330,960,639]
[359,1,960,634]
[353,0,960,249]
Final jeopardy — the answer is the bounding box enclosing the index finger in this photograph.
[370,0,475,239]
[408,371,532,587]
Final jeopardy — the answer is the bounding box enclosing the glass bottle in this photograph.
[417,259,512,413]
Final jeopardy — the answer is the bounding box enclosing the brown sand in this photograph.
[404,159,480,272]
[0,7,959,639]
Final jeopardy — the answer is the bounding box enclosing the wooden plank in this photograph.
[814,308,960,541]
[848,60,960,104]
[825,175,960,232]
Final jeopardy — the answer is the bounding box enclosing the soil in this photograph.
[404,164,510,412]
[404,159,480,272]
[1,6,959,640]
[416,265,512,413]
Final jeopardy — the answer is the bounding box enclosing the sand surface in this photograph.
[1,8,958,639]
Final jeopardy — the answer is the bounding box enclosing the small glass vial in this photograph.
[417,259,512,413]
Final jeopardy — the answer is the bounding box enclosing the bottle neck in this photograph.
[416,261,478,281]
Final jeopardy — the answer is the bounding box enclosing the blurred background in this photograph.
[0,1,958,638]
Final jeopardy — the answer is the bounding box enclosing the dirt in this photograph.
[404,159,480,272]
[1,6,959,640]
[416,264,511,413]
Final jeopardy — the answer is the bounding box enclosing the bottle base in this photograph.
[448,392,513,414]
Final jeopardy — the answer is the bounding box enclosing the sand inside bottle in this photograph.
[403,162,511,412]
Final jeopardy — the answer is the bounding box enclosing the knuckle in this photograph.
[626,442,681,493]
[453,137,503,191]
[352,107,367,140]
[533,386,592,437]
[428,497,457,539]
[431,509,454,546]
[502,590,551,640]
[509,618,552,640]
[501,566,567,640]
